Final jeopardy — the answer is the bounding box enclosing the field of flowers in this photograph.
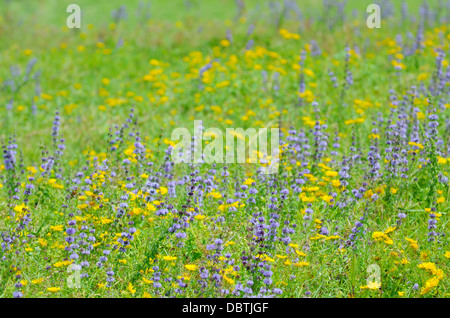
[0,0,449,299]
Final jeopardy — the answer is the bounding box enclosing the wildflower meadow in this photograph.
[0,0,449,300]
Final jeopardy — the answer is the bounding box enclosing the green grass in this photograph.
[0,0,449,298]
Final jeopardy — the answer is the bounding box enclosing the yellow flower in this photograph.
[223,275,235,285]
[419,263,443,282]
[420,277,440,295]
[293,262,309,267]
[400,258,409,265]
[207,191,222,199]
[185,264,198,271]
[279,28,300,40]
[325,171,338,177]
[162,256,177,261]
[41,93,53,100]
[216,80,230,88]
[220,39,230,47]
[331,179,341,187]
[405,237,419,250]
[14,204,28,213]
[32,278,44,284]
[101,217,113,225]
[417,73,428,81]
[383,238,394,245]
[295,250,306,257]
[27,166,38,174]
[445,251,450,259]
[243,178,255,186]
[47,287,61,292]
[38,238,47,247]
[384,227,396,234]
[360,281,381,290]
[321,194,333,204]
[128,282,136,294]
[373,231,393,245]
[372,231,386,240]
[157,187,168,195]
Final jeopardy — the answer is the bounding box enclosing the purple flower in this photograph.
[13,291,23,298]
[320,227,329,235]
